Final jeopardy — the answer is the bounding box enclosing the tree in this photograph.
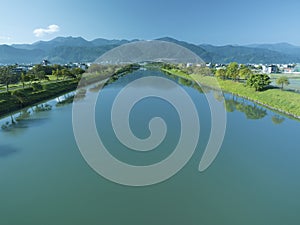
[36,70,46,81]
[71,68,85,78]
[239,67,253,80]
[52,69,61,81]
[193,66,212,76]
[61,68,72,79]
[31,64,47,81]
[26,71,35,87]
[0,66,19,92]
[215,68,226,80]
[226,62,239,81]
[20,72,30,89]
[12,89,27,106]
[276,76,290,90]
[32,82,43,91]
[247,74,271,91]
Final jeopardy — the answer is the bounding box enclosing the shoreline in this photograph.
[0,79,79,118]
[162,68,300,120]
[0,64,139,119]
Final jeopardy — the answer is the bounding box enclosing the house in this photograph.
[42,60,51,66]
[294,64,300,73]
[267,65,278,74]
[78,63,88,70]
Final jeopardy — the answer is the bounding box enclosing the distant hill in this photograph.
[46,45,119,64]
[95,40,205,64]
[91,38,130,46]
[246,43,300,58]
[12,36,93,51]
[156,37,212,62]
[0,45,45,64]
[1,36,300,64]
[199,44,300,64]
[7,37,128,64]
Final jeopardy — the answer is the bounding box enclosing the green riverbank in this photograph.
[0,64,140,118]
[163,68,300,119]
[0,79,79,117]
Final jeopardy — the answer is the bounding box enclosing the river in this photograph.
[0,69,300,225]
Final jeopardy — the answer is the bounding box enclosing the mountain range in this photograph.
[0,36,299,64]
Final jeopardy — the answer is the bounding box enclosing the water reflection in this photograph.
[0,145,19,157]
[34,104,52,112]
[100,69,278,122]
[178,77,193,87]
[1,104,52,134]
[56,94,75,107]
[89,83,103,93]
[272,115,285,125]
[15,110,31,121]
[225,96,267,120]
[162,71,289,123]
[75,89,87,99]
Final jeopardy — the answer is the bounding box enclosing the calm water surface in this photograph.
[1,69,300,225]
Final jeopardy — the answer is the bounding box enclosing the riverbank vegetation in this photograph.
[0,64,86,117]
[162,63,300,119]
[80,63,140,87]
[0,63,139,117]
[0,79,79,117]
[0,64,85,92]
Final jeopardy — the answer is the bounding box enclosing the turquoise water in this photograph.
[1,69,300,225]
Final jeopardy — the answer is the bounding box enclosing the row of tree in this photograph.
[0,64,85,92]
[215,62,290,91]
[162,62,291,92]
[215,62,253,80]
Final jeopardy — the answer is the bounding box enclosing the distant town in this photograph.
[1,60,89,75]
[205,63,300,74]
[1,60,300,76]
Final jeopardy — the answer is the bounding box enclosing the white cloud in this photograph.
[33,24,60,37]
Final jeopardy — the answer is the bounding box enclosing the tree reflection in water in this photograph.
[271,115,285,125]
[1,104,52,134]
[225,96,267,120]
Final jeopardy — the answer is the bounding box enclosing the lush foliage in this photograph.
[163,66,300,118]
[246,74,271,91]
[0,80,78,117]
[226,62,239,80]
[215,68,226,80]
[0,66,20,91]
[0,64,85,92]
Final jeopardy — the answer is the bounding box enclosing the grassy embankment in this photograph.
[163,68,300,119]
[0,79,78,117]
[0,64,140,118]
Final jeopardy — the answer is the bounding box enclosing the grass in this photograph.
[0,79,79,117]
[0,65,139,118]
[163,68,300,119]
[0,76,72,94]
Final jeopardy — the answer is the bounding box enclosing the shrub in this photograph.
[32,82,43,91]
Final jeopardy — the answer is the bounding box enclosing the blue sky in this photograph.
[1,0,300,45]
